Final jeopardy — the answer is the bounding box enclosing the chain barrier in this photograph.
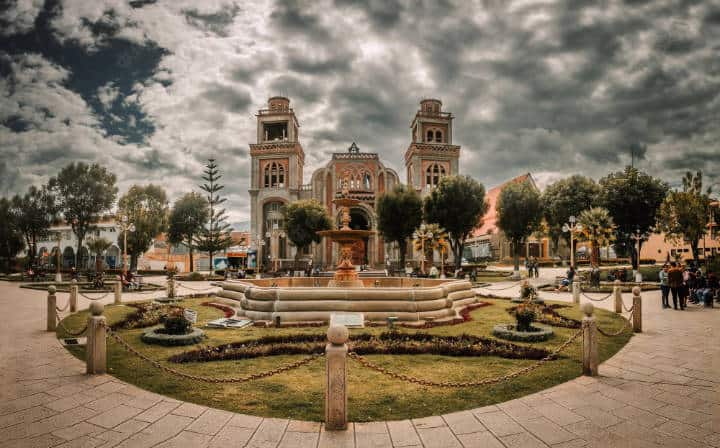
[580,289,614,302]
[476,281,523,291]
[78,291,112,301]
[55,310,88,337]
[56,300,70,312]
[348,328,582,388]
[622,301,634,313]
[597,312,633,337]
[175,282,219,293]
[103,323,321,383]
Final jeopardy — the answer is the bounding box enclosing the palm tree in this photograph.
[86,237,112,272]
[577,207,615,266]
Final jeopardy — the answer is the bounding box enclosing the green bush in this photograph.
[161,315,192,335]
[514,305,536,332]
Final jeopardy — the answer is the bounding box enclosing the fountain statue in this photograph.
[317,174,374,287]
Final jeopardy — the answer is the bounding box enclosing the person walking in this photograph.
[532,257,539,278]
[659,264,670,309]
[667,262,684,310]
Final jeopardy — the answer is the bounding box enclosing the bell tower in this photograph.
[404,99,461,194]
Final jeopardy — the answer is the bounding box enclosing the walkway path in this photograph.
[0,278,718,448]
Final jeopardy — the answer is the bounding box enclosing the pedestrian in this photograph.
[533,257,539,278]
[667,262,684,310]
[659,264,670,309]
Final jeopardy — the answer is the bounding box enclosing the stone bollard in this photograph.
[86,302,107,374]
[572,280,580,304]
[613,280,622,314]
[47,285,57,332]
[70,279,78,312]
[581,303,599,376]
[166,278,176,299]
[114,281,122,304]
[325,324,348,430]
[632,286,642,333]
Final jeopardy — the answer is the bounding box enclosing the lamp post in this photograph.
[413,224,433,275]
[562,216,583,269]
[117,215,135,276]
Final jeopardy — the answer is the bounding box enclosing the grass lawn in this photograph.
[58,297,631,422]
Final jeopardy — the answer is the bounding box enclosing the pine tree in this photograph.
[195,159,233,273]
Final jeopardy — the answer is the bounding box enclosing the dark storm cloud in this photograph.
[1,0,719,220]
[202,83,252,112]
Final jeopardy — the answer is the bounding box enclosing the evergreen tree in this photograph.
[195,159,233,272]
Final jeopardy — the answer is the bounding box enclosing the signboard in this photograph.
[330,313,365,328]
[183,309,197,324]
[213,257,228,270]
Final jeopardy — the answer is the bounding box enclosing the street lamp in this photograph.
[117,215,135,276]
[562,216,583,269]
[413,224,433,275]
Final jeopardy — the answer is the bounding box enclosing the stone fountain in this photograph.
[316,177,374,287]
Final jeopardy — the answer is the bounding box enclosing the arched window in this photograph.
[425,163,446,188]
[426,130,433,142]
[264,162,285,188]
[363,173,372,190]
[435,130,442,143]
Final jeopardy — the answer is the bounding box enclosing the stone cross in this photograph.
[581,303,599,376]
[325,324,348,430]
[86,302,107,374]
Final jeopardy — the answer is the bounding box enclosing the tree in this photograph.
[10,185,57,265]
[86,237,112,272]
[49,162,117,268]
[577,207,616,265]
[195,159,233,273]
[599,167,669,269]
[376,184,422,268]
[116,184,169,271]
[424,175,489,271]
[656,171,712,262]
[0,198,24,272]
[541,175,600,256]
[168,192,209,272]
[282,199,332,265]
[496,180,543,273]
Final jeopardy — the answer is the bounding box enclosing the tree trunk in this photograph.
[131,254,138,272]
[398,239,406,269]
[690,239,700,263]
[189,245,194,272]
[209,250,214,274]
[591,241,599,266]
[76,236,83,269]
[513,240,520,272]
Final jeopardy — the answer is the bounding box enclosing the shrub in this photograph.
[111,303,184,330]
[514,305,536,332]
[507,303,580,329]
[161,314,193,335]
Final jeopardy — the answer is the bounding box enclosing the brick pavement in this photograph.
[0,278,717,447]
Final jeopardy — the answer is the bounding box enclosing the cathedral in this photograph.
[249,96,461,269]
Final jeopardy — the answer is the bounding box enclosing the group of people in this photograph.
[118,271,140,291]
[525,257,540,278]
[659,262,717,309]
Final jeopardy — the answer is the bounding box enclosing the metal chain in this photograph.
[55,311,88,337]
[175,282,219,293]
[102,323,321,383]
[79,291,112,301]
[56,300,70,312]
[476,281,523,291]
[348,328,582,388]
[597,313,633,337]
[622,301,634,313]
[580,289,614,302]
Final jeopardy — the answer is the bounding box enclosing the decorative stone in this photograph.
[327,324,349,345]
[86,314,107,374]
[89,301,104,316]
[114,281,122,304]
[613,280,622,314]
[46,286,56,332]
[632,288,642,333]
[572,280,580,304]
[48,285,56,294]
[580,302,594,317]
[632,286,641,296]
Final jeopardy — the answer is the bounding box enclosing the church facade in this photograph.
[248,96,461,269]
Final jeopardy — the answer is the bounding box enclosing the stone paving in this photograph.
[0,276,718,448]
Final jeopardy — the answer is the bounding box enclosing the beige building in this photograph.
[248,96,462,269]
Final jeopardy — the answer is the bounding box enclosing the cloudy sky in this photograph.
[1,0,719,224]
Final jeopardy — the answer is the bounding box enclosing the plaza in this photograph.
[1,268,718,447]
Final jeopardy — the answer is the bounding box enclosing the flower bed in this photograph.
[111,303,185,330]
[492,324,554,342]
[506,303,580,329]
[168,331,553,364]
[201,302,235,318]
[141,326,206,346]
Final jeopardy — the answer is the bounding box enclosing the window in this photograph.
[426,130,433,142]
[363,173,372,190]
[264,162,285,188]
[264,122,288,141]
[435,130,442,142]
[425,163,446,188]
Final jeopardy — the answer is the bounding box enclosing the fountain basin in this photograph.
[216,278,478,324]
